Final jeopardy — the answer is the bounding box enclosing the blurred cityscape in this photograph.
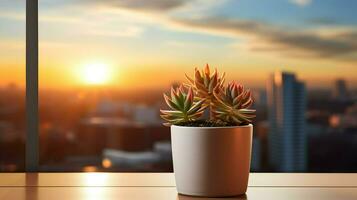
[0,71,356,172]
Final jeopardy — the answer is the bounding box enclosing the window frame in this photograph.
[22,0,355,173]
[26,0,39,172]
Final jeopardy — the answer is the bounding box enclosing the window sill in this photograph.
[0,173,356,199]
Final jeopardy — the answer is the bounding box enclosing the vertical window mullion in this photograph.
[25,0,39,172]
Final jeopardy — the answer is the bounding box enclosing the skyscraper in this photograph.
[267,72,307,172]
[333,79,349,101]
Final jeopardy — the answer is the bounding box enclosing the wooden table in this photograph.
[0,173,356,200]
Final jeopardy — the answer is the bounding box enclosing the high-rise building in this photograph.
[267,72,307,172]
[333,79,349,101]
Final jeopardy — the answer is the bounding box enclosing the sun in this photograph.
[81,63,111,85]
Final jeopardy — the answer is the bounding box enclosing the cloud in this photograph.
[171,16,357,60]
[8,0,357,62]
[289,0,312,7]
[46,0,357,61]
[336,31,357,42]
[80,0,188,12]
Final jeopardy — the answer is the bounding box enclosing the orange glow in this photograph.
[102,158,112,169]
[80,63,111,85]
[0,59,356,89]
[82,166,97,172]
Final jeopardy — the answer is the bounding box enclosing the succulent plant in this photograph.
[185,64,225,110]
[160,85,206,126]
[212,81,256,124]
[161,65,256,126]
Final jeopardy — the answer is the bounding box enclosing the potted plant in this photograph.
[160,64,255,197]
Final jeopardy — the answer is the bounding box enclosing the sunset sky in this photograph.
[1,0,357,89]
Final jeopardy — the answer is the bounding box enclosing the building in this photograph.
[251,137,261,171]
[333,79,349,101]
[267,72,307,172]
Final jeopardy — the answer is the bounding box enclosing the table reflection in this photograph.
[83,173,109,186]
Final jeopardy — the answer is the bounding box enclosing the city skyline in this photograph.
[0,70,355,91]
[0,68,356,172]
[1,0,357,89]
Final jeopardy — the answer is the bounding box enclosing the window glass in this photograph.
[0,0,25,172]
[39,0,357,172]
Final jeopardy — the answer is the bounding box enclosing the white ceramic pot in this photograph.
[171,124,253,197]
